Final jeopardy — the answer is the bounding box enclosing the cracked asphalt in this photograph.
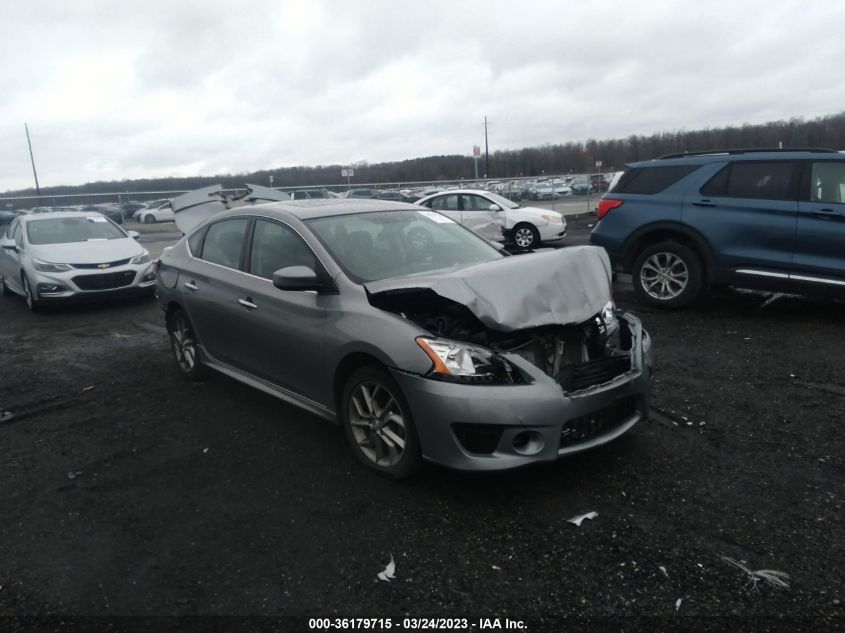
[0,216,842,630]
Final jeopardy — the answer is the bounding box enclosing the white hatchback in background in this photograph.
[137,200,175,224]
[0,212,156,311]
[415,189,566,249]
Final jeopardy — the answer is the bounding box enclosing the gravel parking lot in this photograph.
[0,215,842,628]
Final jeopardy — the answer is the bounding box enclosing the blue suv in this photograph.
[590,148,845,307]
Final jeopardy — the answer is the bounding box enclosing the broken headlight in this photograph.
[599,299,620,337]
[416,336,517,384]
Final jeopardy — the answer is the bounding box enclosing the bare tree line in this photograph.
[6,111,845,198]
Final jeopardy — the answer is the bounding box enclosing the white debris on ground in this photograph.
[377,555,396,582]
[567,511,598,527]
[659,565,669,578]
[720,556,790,591]
[675,598,683,611]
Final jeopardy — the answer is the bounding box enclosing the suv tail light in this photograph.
[152,258,160,273]
[597,198,624,220]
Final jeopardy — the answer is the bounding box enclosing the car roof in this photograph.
[20,211,112,222]
[216,198,421,221]
[629,149,845,168]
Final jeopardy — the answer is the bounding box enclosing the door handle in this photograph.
[238,297,258,310]
[810,208,840,219]
[184,281,199,291]
[691,200,716,208]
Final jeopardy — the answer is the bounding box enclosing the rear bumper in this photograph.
[390,313,654,471]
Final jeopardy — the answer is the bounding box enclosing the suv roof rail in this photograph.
[658,148,839,159]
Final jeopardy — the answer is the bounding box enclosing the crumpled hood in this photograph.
[365,246,612,332]
[30,238,143,264]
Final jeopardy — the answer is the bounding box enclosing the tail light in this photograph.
[152,258,160,274]
[598,198,624,220]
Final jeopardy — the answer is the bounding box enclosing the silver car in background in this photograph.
[156,199,653,478]
[0,212,155,311]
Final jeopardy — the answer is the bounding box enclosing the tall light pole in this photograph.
[484,116,490,179]
[25,123,41,196]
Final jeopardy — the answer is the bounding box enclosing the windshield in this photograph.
[482,191,519,209]
[306,210,504,283]
[26,216,126,245]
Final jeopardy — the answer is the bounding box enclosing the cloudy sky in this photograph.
[2,0,843,193]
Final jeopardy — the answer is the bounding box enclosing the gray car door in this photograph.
[179,217,252,367]
[233,218,329,404]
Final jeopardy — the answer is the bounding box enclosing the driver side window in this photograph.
[461,195,491,211]
[430,195,459,211]
[249,219,317,280]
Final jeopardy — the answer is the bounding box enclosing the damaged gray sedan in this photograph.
[156,199,654,478]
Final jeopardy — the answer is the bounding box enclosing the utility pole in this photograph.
[25,123,41,196]
[484,116,490,179]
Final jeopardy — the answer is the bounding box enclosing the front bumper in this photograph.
[30,263,156,302]
[391,312,654,471]
[538,222,567,242]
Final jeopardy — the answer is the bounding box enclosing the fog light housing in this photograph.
[142,272,156,282]
[37,283,65,294]
[512,430,545,456]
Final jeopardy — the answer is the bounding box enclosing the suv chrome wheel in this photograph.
[640,252,689,300]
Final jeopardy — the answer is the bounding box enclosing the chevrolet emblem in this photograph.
[98,263,110,269]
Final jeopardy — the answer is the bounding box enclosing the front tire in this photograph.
[512,223,540,249]
[22,274,39,312]
[1,274,12,297]
[144,215,156,224]
[632,241,703,308]
[167,308,206,380]
[341,365,422,479]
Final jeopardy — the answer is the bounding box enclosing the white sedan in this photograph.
[137,200,175,224]
[415,189,566,249]
[0,212,156,311]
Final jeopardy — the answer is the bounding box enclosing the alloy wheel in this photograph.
[347,381,407,467]
[514,226,535,248]
[639,252,689,300]
[170,313,197,372]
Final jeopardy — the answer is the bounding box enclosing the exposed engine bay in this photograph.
[370,288,633,392]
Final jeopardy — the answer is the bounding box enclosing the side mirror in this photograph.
[272,266,322,292]
[127,230,140,239]
[488,204,502,212]
[1,238,17,252]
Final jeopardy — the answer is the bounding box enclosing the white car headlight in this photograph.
[130,252,151,265]
[541,214,563,223]
[32,258,72,272]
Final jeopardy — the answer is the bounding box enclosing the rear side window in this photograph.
[200,218,249,269]
[701,161,796,200]
[187,226,207,256]
[809,162,845,204]
[613,166,698,194]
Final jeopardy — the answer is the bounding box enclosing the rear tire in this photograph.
[341,365,422,479]
[144,215,156,224]
[166,308,206,380]
[632,241,703,308]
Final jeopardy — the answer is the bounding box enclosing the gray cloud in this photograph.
[2,0,844,192]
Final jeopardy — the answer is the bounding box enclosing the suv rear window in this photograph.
[700,161,797,200]
[613,166,698,194]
